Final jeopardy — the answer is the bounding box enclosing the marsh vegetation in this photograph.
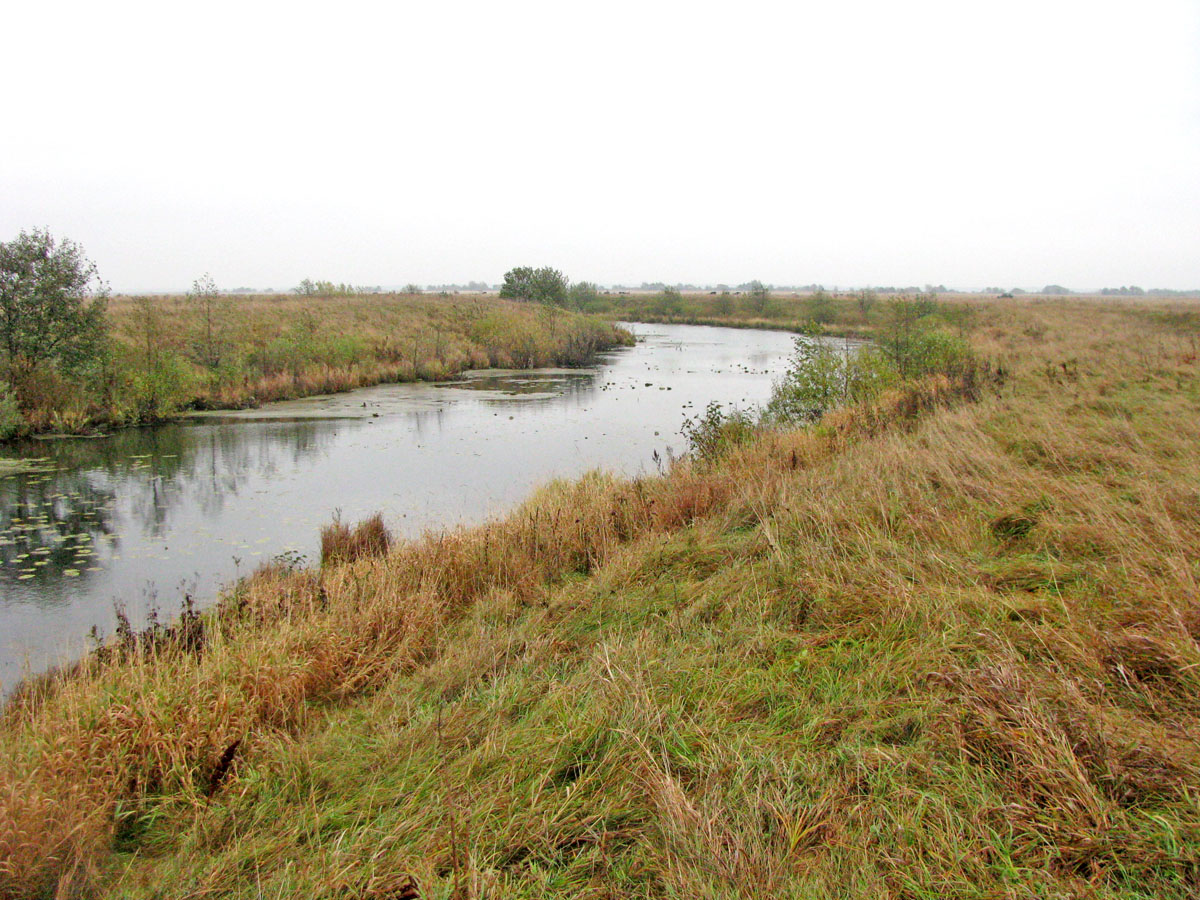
[3,296,1199,897]
[2,280,632,439]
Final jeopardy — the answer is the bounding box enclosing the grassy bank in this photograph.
[3,298,1200,898]
[585,288,995,341]
[4,294,632,437]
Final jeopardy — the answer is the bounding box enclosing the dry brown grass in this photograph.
[320,513,394,567]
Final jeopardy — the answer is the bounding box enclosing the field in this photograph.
[2,296,1200,898]
[3,293,633,437]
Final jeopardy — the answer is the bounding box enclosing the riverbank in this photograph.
[578,288,943,339]
[3,294,633,438]
[3,297,1200,898]
[0,324,798,693]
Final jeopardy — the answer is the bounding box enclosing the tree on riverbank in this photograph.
[0,230,107,387]
[499,266,569,306]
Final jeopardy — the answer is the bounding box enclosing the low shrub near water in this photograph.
[764,335,897,424]
[686,303,985,459]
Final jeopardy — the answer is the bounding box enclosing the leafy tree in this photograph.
[499,266,569,306]
[0,229,107,377]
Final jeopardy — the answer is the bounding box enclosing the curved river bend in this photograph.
[0,323,799,690]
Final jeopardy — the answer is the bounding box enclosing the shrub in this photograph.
[655,287,683,317]
[765,335,896,424]
[126,352,193,419]
[682,401,756,462]
[0,381,23,439]
[568,281,604,312]
[805,290,836,324]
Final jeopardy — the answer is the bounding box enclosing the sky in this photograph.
[2,0,1198,293]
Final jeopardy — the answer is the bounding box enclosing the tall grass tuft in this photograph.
[320,512,393,566]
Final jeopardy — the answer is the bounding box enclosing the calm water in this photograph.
[0,323,799,690]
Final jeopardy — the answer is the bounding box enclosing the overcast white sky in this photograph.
[3,0,1198,292]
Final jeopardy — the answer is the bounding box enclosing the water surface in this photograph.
[0,323,800,690]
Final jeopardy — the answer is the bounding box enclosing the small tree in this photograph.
[499,266,569,306]
[189,273,231,370]
[856,289,877,322]
[0,229,107,379]
[745,280,771,315]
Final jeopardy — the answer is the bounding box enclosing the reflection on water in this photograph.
[0,323,801,691]
[0,473,116,602]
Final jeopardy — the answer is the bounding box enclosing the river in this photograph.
[0,323,801,691]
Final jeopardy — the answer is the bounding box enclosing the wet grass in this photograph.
[2,297,1200,897]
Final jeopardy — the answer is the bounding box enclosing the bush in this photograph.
[655,287,683,317]
[882,324,974,379]
[568,281,604,312]
[765,335,896,424]
[0,382,23,439]
[682,401,756,462]
[126,352,193,419]
[805,290,836,324]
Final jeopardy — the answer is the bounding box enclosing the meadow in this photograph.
[2,293,632,437]
[2,296,1199,898]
